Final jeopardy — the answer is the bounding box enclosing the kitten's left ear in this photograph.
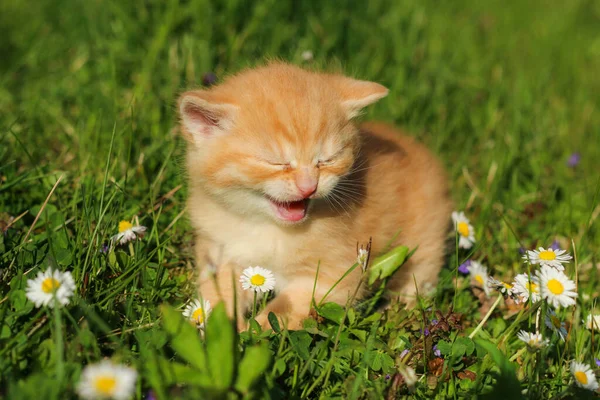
[333,77,389,119]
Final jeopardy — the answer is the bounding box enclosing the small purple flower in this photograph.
[202,72,217,87]
[458,260,471,274]
[100,243,109,254]
[596,358,600,368]
[385,374,392,380]
[433,344,441,357]
[400,349,409,359]
[549,240,560,250]
[518,247,526,255]
[145,390,157,400]
[567,152,581,168]
[423,328,430,337]
[431,319,439,325]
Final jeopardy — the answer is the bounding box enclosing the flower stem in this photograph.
[53,298,65,385]
[509,347,527,362]
[252,291,257,319]
[469,295,502,339]
[128,242,135,257]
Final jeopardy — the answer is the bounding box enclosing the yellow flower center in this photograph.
[94,376,117,395]
[250,274,266,286]
[457,222,470,237]
[528,339,537,346]
[574,371,588,385]
[474,275,485,286]
[41,278,60,293]
[547,279,564,295]
[539,250,556,261]
[118,221,133,233]
[192,308,205,324]
[525,281,538,293]
[503,282,512,290]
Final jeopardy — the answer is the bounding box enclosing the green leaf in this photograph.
[235,344,271,394]
[204,302,236,391]
[475,340,525,400]
[160,304,207,372]
[268,312,280,333]
[368,246,410,285]
[289,331,312,360]
[318,302,346,324]
[436,340,452,355]
[453,337,474,357]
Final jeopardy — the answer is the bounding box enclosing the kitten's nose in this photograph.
[295,167,318,198]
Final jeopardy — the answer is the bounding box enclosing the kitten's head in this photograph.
[178,63,387,225]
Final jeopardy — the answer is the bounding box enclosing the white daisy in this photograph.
[25,268,75,308]
[240,266,276,293]
[523,247,572,271]
[545,309,568,341]
[112,220,146,245]
[536,265,577,309]
[511,273,541,303]
[467,261,489,295]
[451,211,475,249]
[77,360,137,400]
[182,299,212,329]
[516,330,549,352]
[571,361,599,391]
[585,314,600,331]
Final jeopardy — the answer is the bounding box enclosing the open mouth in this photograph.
[267,197,310,222]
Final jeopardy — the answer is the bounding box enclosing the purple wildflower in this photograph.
[400,349,409,359]
[145,390,157,400]
[567,152,581,168]
[549,240,560,250]
[202,72,217,87]
[431,319,439,325]
[596,359,600,368]
[423,328,430,337]
[518,247,526,255]
[385,374,392,380]
[100,243,109,254]
[433,344,441,358]
[458,260,471,274]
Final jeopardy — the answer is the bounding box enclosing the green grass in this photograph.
[1,0,600,398]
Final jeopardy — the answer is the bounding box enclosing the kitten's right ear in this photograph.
[178,91,238,142]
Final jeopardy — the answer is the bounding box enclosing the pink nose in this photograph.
[296,180,317,197]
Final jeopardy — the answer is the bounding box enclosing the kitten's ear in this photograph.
[333,77,389,119]
[178,91,238,142]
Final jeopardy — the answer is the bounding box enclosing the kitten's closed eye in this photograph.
[261,159,292,170]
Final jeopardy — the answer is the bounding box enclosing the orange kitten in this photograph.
[178,63,452,330]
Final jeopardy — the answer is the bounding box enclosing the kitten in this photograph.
[178,63,452,330]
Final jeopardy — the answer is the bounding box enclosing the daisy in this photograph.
[517,330,549,352]
[570,361,599,391]
[545,309,568,341]
[77,360,137,400]
[112,220,146,245]
[182,299,212,329]
[511,273,541,303]
[25,268,75,308]
[585,314,600,331]
[467,261,489,295]
[523,247,572,271]
[536,265,577,309]
[451,211,475,249]
[240,266,276,293]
